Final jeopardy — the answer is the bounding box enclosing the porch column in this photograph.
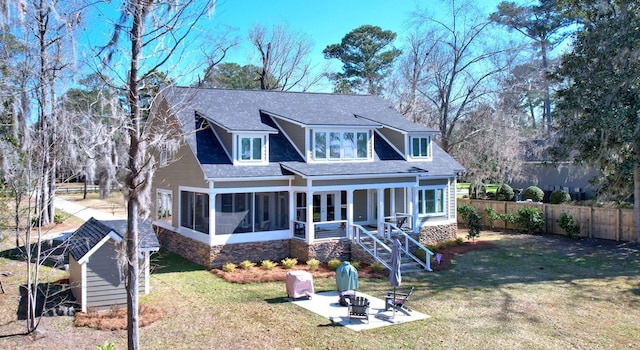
[209,182,216,245]
[347,189,354,239]
[306,189,314,244]
[389,188,396,219]
[412,187,419,233]
[377,189,385,234]
[289,191,295,238]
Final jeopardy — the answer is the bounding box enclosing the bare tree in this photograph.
[248,23,322,91]
[96,1,215,348]
[406,0,511,153]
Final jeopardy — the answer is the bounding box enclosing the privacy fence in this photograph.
[457,199,636,242]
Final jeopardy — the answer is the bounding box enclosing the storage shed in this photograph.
[68,217,160,312]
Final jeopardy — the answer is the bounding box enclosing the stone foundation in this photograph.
[156,227,212,267]
[157,223,458,268]
[418,223,459,245]
[290,239,351,263]
[210,240,290,268]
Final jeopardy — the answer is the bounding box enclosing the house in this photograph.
[150,87,464,268]
[68,217,160,312]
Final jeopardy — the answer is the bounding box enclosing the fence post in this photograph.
[589,207,594,239]
[616,208,621,241]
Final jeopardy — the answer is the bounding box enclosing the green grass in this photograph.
[2,232,640,349]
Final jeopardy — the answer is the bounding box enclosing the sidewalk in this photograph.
[54,197,127,222]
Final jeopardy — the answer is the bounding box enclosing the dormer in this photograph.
[233,133,269,166]
[308,128,374,163]
[407,133,433,162]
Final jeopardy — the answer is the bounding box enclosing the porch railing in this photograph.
[384,213,413,233]
[292,220,347,241]
[383,222,433,271]
[351,224,391,270]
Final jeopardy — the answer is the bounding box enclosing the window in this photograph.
[239,135,264,161]
[156,190,173,223]
[180,191,210,234]
[313,130,370,160]
[411,136,430,158]
[418,187,445,215]
[159,145,168,167]
[215,191,289,234]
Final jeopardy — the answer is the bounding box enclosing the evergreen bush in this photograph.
[495,183,515,201]
[549,189,571,204]
[516,207,544,233]
[522,186,544,202]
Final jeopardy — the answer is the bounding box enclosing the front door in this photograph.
[313,192,339,222]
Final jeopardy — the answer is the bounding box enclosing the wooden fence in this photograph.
[457,199,637,242]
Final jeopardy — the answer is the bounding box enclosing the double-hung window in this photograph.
[237,134,267,164]
[417,186,445,215]
[411,136,430,159]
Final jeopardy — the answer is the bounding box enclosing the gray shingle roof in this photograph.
[69,217,160,262]
[164,87,438,132]
[160,87,463,180]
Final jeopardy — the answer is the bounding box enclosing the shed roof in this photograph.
[69,217,160,262]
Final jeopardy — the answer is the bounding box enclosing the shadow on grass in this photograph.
[150,249,207,274]
[264,297,289,304]
[404,232,640,303]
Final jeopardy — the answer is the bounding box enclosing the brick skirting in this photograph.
[155,223,457,268]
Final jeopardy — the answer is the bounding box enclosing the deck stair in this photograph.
[351,223,433,272]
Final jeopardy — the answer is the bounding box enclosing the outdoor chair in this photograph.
[385,286,414,316]
[348,296,370,323]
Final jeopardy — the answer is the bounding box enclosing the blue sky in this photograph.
[210,0,508,84]
[79,0,516,90]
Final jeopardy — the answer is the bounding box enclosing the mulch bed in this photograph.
[212,240,497,283]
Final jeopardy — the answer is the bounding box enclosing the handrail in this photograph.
[384,222,433,271]
[351,224,391,270]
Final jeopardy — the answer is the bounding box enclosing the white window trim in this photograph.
[310,129,372,163]
[234,134,269,165]
[155,189,173,221]
[417,185,446,217]
[408,135,432,161]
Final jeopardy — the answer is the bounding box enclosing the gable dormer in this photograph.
[233,133,269,166]
[407,133,433,161]
[309,128,374,163]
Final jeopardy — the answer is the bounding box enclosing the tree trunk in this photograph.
[635,163,640,242]
[126,2,144,349]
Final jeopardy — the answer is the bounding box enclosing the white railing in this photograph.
[383,222,433,271]
[292,220,348,241]
[351,224,392,270]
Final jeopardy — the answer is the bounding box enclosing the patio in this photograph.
[289,290,429,331]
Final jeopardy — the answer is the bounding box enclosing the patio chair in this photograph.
[384,286,414,316]
[348,296,370,323]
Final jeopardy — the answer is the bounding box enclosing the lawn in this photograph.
[1,231,640,349]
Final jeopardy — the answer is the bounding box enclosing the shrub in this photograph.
[499,211,518,226]
[306,258,320,271]
[327,258,342,271]
[350,261,361,270]
[222,262,236,273]
[522,186,544,202]
[549,190,571,204]
[495,183,515,201]
[239,260,255,270]
[370,262,385,273]
[53,213,64,224]
[281,257,298,269]
[516,207,544,233]
[557,213,580,238]
[484,207,500,230]
[261,260,276,270]
[458,205,481,240]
